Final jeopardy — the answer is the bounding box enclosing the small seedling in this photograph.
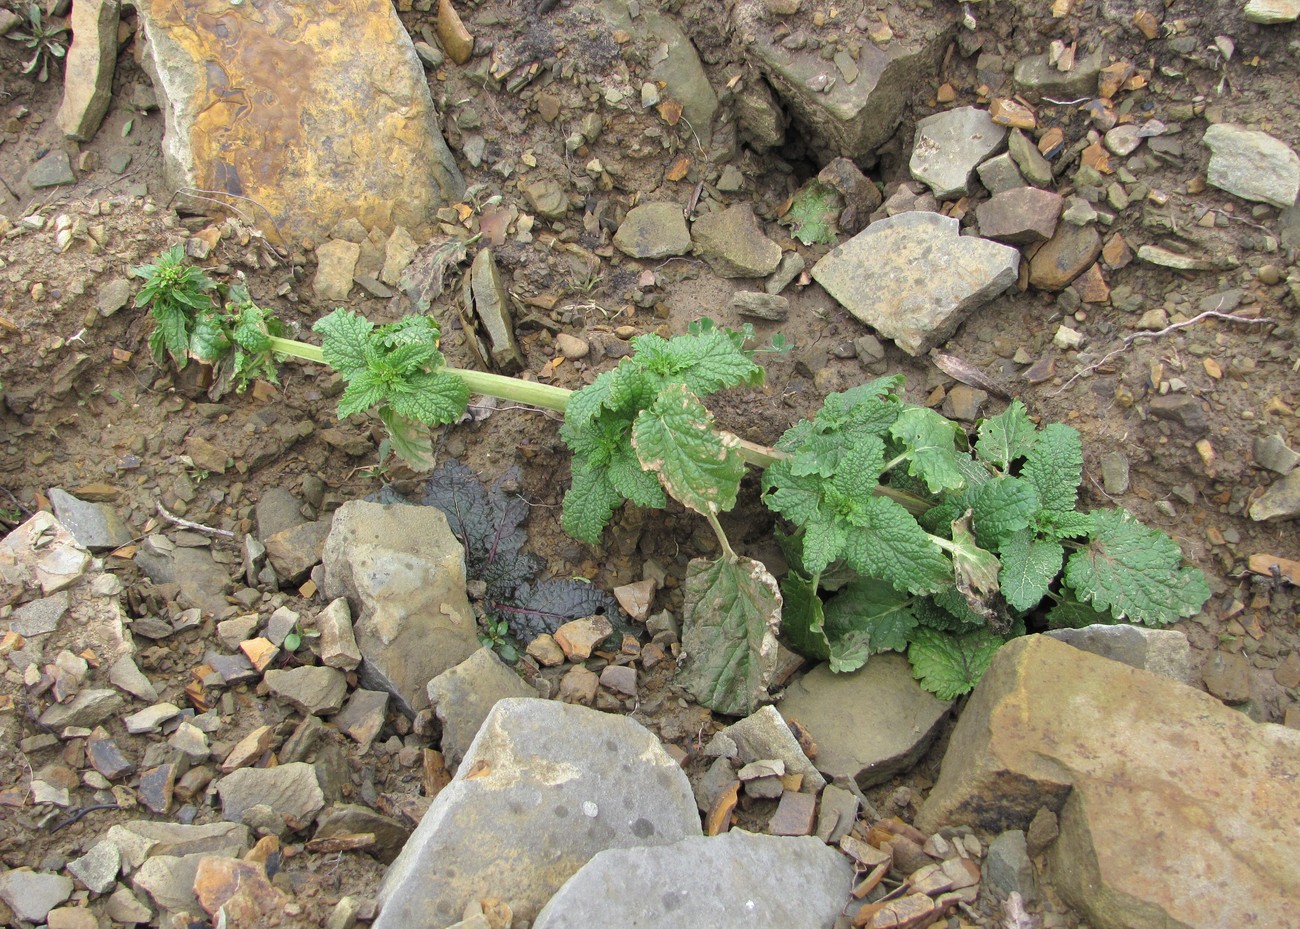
[478,615,520,663]
[8,2,67,83]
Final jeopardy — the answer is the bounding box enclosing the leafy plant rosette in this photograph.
[129,249,1211,716]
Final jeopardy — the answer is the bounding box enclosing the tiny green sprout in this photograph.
[9,2,68,83]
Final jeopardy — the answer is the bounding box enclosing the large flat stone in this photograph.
[778,654,952,789]
[917,635,1300,929]
[532,831,853,929]
[811,211,1019,355]
[374,698,701,929]
[133,0,465,247]
[322,501,480,716]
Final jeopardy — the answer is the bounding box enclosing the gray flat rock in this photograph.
[264,665,348,715]
[1204,124,1300,208]
[8,591,69,636]
[811,211,1019,355]
[778,654,952,789]
[1044,625,1194,685]
[217,762,325,826]
[613,202,691,259]
[910,107,1006,199]
[38,688,123,730]
[532,830,853,929]
[719,705,825,793]
[691,203,782,278]
[374,698,701,929]
[25,150,75,189]
[426,648,538,770]
[0,870,74,923]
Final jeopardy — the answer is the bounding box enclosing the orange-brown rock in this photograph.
[134,0,464,248]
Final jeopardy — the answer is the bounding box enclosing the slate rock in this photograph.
[314,804,413,864]
[0,870,74,923]
[217,762,325,827]
[691,203,782,278]
[0,512,91,595]
[613,202,691,259]
[106,886,153,925]
[26,150,76,189]
[1249,470,1300,522]
[134,540,230,617]
[108,654,159,702]
[1245,0,1300,22]
[1013,47,1105,98]
[130,854,207,917]
[133,0,464,246]
[975,188,1063,244]
[730,291,790,320]
[48,488,132,551]
[910,107,1007,199]
[426,648,537,770]
[1028,222,1101,291]
[464,248,526,373]
[984,830,1036,903]
[1045,625,1194,685]
[1253,434,1299,474]
[38,689,123,730]
[193,856,290,924]
[1203,124,1300,209]
[255,487,306,539]
[9,590,69,637]
[55,0,119,141]
[916,635,1300,929]
[373,699,701,929]
[977,152,1028,194]
[778,654,952,789]
[101,820,250,871]
[719,705,825,792]
[333,688,389,752]
[87,727,135,780]
[1007,128,1053,188]
[811,211,1019,355]
[317,597,362,670]
[263,665,347,716]
[532,831,852,929]
[1148,393,1208,435]
[1201,649,1252,704]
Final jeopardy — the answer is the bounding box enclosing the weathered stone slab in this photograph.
[216,762,325,827]
[133,0,465,247]
[910,107,1006,199]
[56,0,119,141]
[49,488,133,551]
[811,211,1019,355]
[917,635,1300,929]
[533,831,852,929]
[1044,624,1194,685]
[1203,124,1300,209]
[374,699,701,929]
[322,501,480,716]
[778,654,952,789]
[426,648,538,771]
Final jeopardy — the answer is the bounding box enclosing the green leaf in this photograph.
[631,327,764,397]
[561,368,617,434]
[314,308,374,379]
[830,436,886,504]
[761,460,824,526]
[948,513,1002,602]
[377,407,436,472]
[1046,591,1118,629]
[908,625,1004,700]
[889,407,967,494]
[998,532,1063,612]
[975,399,1038,470]
[1022,423,1083,515]
[801,517,848,573]
[779,571,830,661]
[1064,508,1211,626]
[188,312,229,365]
[607,443,668,509]
[1037,509,1096,540]
[337,369,388,419]
[562,459,624,544]
[283,632,302,652]
[149,301,191,368]
[971,476,1040,549]
[828,631,873,673]
[823,578,918,654]
[676,556,781,716]
[781,180,841,246]
[387,371,470,425]
[631,383,744,517]
[842,496,950,595]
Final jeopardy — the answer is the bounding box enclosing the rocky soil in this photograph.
[1,0,1298,927]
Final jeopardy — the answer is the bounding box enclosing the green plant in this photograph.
[9,2,67,82]
[131,250,1212,714]
[478,616,520,663]
[132,245,217,369]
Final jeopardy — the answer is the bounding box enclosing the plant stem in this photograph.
[706,513,738,562]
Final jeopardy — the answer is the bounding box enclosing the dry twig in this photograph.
[155,501,236,539]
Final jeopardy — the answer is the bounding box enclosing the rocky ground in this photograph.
[1,0,1298,927]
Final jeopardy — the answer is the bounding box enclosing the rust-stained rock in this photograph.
[917,635,1300,929]
[56,0,119,141]
[436,0,473,65]
[134,0,465,247]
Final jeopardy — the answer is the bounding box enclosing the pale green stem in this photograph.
[706,512,738,563]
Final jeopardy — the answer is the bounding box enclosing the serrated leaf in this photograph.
[1023,422,1083,515]
[561,368,617,434]
[631,383,744,517]
[889,407,967,493]
[337,369,388,419]
[378,407,436,472]
[314,308,374,379]
[491,579,621,642]
[972,476,1040,549]
[633,327,765,397]
[150,302,191,367]
[779,571,830,661]
[1037,509,1095,540]
[781,179,841,246]
[676,556,781,716]
[998,532,1062,612]
[908,625,1004,700]
[829,631,872,673]
[761,460,823,526]
[562,459,624,544]
[387,371,470,425]
[830,435,886,503]
[188,312,229,365]
[823,578,918,654]
[949,513,1002,601]
[976,399,1037,470]
[1046,591,1118,629]
[842,496,950,594]
[1064,508,1210,626]
[606,362,658,414]
[801,517,848,573]
[607,443,668,509]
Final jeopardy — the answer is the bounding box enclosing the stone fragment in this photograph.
[123,703,180,735]
[521,177,569,220]
[769,790,817,836]
[435,0,473,63]
[975,188,1063,244]
[1045,625,1194,685]
[1136,245,1215,271]
[105,656,158,702]
[1013,47,1105,98]
[1249,470,1300,522]
[1200,649,1252,704]
[8,591,68,636]
[168,721,211,763]
[264,518,329,583]
[134,540,231,617]
[0,871,74,923]
[557,666,600,705]
[380,225,419,286]
[1244,0,1300,21]
[106,886,153,924]
[1104,124,1143,157]
[730,291,790,321]
[2,513,92,596]
[916,635,1300,929]
[1253,434,1300,474]
[26,151,76,189]
[46,906,98,929]
[721,705,825,792]
[555,333,589,360]
[909,107,1006,199]
[102,820,250,870]
[56,0,119,141]
[812,211,1018,356]
[1007,129,1053,187]
[983,830,1036,902]
[194,856,289,924]
[427,648,537,770]
[138,763,178,815]
[374,699,701,928]
[766,252,806,295]
[463,247,526,373]
[1028,222,1101,291]
[526,634,565,667]
[691,204,782,278]
[778,655,952,789]
[333,688,389,752]
[613,203,691,259]
[532,831,851,929]
[818,156,883,229]
[976,152,1027,194]
[317,597,362,670]
[264,665,347,716]
[1148,393,1208,435]
[217,762,325,828]
[221,725,277,773]
[87,727,135,780]
[133,0,464,246]
[553,615,614,661]
[39,689,123,730]
[314,804,413,864]
[322,502,480,716]
[1203,124,1300,209]
[599,664,637,697]
[130,854,206,916]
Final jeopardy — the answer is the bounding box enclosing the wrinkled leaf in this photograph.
[889,407,967,494]
[676,556,782,716]
[377,408,436,472]
[562,459,624,544]
[823,578,918,655]
[632,383,744,517]
[779,571,830,661]
[908,625,1004,700]
[780,179,841,246]
[975,399,1037,471]
[998,532,1063,612]
[971,476,1040,550]
[1022,422,1083,515]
